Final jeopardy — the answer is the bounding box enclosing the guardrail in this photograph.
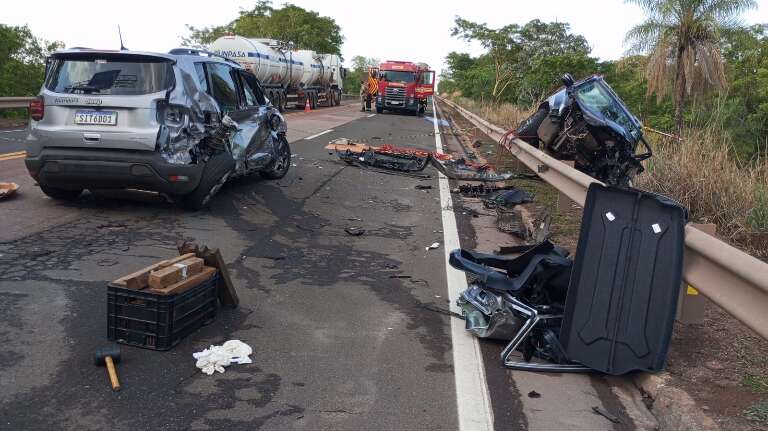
[438,95,768,340]
[0,97,34,109]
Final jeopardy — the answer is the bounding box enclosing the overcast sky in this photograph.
[4,0,768,82]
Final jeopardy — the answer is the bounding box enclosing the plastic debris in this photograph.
[193,340,253,375]
[425,242,440,251]
[344,227,365,236]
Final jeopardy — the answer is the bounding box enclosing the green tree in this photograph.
[183,1,344,55]
[624,0,757,134]
[451,18,521,103]
[0,24,62,105]
[342,55,379,94]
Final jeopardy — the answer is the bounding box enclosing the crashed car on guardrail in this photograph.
[25,48,290,209]
[515,74,651,186]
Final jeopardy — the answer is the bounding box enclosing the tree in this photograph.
[451,18,521,103]
[624,0,756,134]
[0,25,62,100]
[342,55,379,94]
[183,1,344,55]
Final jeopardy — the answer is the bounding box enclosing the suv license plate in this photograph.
[74,110,117,126]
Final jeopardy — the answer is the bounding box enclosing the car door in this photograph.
[234,70,272,168]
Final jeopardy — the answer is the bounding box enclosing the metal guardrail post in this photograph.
[677,223,715,324]
[438,95,768,340]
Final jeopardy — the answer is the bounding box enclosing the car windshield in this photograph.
[46,57,174,95]
[574,81,639,138]
[381,70,416,83]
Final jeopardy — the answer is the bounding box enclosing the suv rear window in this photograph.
[46,56,174,96]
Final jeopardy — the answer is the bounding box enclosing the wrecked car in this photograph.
[25,48,290,209]
[515,74,651,186]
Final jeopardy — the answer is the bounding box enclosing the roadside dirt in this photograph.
[0,117,27,130]
[437,97,768,430]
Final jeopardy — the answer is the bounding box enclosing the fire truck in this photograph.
[375,61,435,115]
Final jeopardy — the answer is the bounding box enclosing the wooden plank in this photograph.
[148,257,203,290]
[148,266,216,296]
[111,253,196,290]
[178,242,239,307]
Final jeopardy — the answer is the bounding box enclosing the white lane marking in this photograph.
[304,129,334,140]
[367,114,377,118]
[433,97,495,431]
[0,129,25,133]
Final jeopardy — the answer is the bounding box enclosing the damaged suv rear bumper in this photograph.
[25,148,204,195]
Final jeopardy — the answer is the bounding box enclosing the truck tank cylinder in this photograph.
[210,35,305,88]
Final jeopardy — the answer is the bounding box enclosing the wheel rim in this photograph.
[272,138,290,173]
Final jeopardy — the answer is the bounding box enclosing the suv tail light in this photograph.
[30,97,44,121]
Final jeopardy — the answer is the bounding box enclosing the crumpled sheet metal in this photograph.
[160,68,222,165]
[458,284,524,340]
[159,68,286,175]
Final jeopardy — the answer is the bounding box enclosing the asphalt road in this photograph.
[0,103,650,430]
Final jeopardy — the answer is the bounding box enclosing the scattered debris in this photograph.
[0,182,20,200]
[415,184,433,190]
[193,340,253,375]
[472,140,483,148]
[344,227,366,236]
[94,345,122,391]
[389,275,411,279]
[483,189,534,209]
[425,242,440,251]
[326,139,515,182]
[528,390,541,399]
[592,406,621,424]
[260,255,287,261]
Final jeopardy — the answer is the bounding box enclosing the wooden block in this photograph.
[111,253,196,290]
[148,257,203,290]
[178,242,239,307]
[148,266,216,296]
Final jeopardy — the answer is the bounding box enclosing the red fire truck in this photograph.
[375,60,435,115]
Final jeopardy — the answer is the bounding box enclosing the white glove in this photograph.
[193,340,253,374]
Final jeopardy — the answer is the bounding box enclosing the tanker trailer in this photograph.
[210,35,345,111]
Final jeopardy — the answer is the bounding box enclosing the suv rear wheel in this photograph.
[182,153,235,210]
[40,185,83,201]
[260,135,291,180]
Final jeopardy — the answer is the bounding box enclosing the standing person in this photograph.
[360,81,368,112]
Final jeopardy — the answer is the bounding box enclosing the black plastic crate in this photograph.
[107,272,219,350]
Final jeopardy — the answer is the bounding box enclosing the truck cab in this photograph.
[375,60,434,115]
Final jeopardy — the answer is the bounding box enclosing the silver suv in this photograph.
[25,48,290,209]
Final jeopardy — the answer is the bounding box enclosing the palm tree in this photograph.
[625,0,756,135]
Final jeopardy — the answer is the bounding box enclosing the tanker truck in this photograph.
[375,60,435,116]
[210,35,345,112]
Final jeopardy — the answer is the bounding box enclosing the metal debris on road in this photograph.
[344,227,366,236]
[527,390,541,398]
[415,184,433,190]
[325,138,515,182]
[482,188,534,209]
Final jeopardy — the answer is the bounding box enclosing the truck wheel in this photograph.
[260,135,291,180]
[40,185,83,201]
[335,90,342,106]
[516,107,547,147]
[311,93,318,109]
[277,93,285,113]
[182,153,235,210]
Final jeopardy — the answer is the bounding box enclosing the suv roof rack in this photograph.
[168,48,240,66]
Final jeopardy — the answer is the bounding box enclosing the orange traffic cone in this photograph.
[304,97,311,113]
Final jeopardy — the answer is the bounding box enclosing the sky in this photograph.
[5,0,768,85]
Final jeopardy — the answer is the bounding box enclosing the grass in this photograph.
[744,401,768,424]
[743,373,768,394]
